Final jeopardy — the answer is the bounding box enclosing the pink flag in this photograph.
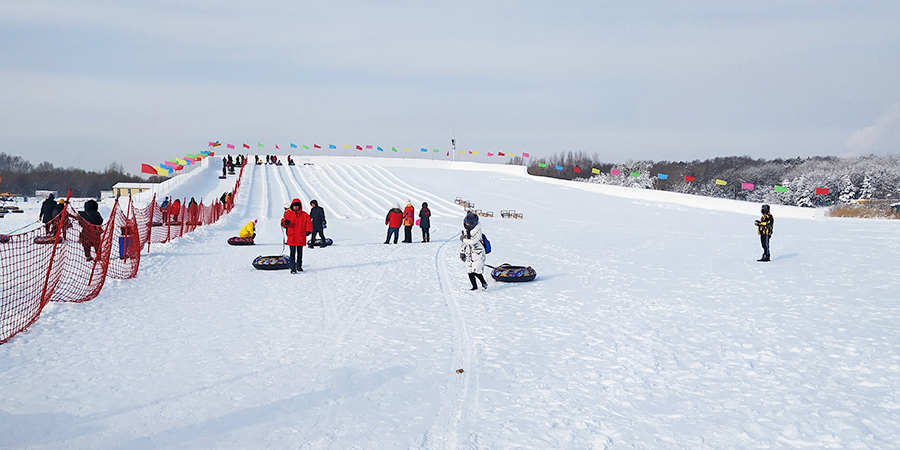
[522,152,530,157]
[742,182,754,190]
[487,152,495,156]
[275,144,280,149]
[207,141,216,147]
[366,145,373,149]
[226,143,235,149]
[611,169,620,175]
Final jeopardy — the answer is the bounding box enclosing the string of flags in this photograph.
[535,163,830,195]
[140,150,214,176]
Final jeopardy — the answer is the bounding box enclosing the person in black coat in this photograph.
[419,202,431,242]
[78,200,104,261]
[39,194,57,234]
[309,199,327,246]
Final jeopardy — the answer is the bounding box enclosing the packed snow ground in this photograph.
[2,157,900,449]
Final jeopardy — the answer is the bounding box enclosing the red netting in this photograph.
[0,160,245,344]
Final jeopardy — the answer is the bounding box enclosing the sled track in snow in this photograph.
[424,238,476,450]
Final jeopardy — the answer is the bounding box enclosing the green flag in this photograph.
[775,185,787,193]
[258,143,264,148]
[302,145,309,149]
[391,147,398,152]
[538,163,547,168]
[631,172,640,177]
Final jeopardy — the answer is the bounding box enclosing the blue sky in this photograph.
[1,1,899,172]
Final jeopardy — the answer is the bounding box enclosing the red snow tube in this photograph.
[228,236,255,246]
[252,255,290,270]
[0,235,10,243]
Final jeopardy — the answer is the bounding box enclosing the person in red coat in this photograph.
[281,198,312,272]
[384,203,403,244]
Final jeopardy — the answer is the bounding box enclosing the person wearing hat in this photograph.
[281,199,312,273]
[384,203,403,244]
[78,200,104,261]
[402,200,415,243]
[754,204,774,262]
[39,193,57,234]
[419,202,431,243]
[460,212,488,291]
[240,219,257,240]
[309,200,327,246]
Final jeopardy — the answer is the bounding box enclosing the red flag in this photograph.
[314,144,321,148]
[684,176,695,182]
[815,188,829,195]
[574,167,581,173]
[498,152,506,156]
[140,163,157,174]
[242,143,250,149]
[356,145,363,150]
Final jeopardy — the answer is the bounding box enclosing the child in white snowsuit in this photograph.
[460,212,487,290]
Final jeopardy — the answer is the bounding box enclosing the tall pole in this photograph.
[452,138,456,162]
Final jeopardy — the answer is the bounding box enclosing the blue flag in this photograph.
[555,165,564,170]
[657,173,668,180]
[290,143,297,148]
[377,146,384,151]
[421,148,427,152]
[329,144,336,149]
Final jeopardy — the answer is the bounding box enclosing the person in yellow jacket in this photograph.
[754,205,773,262]
[240,219,257,239]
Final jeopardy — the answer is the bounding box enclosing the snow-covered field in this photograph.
[2,157,899,449]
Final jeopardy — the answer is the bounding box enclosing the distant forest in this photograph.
[519,153,900,207]
[0,152,162,198]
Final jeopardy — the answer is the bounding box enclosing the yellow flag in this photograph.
[508,152,515,157]
[404,148,411,152]
[344,144,351,148]
[592,168,600,174]
[473,151,480,155]
[459,150,465,154]
[716,179,727,185]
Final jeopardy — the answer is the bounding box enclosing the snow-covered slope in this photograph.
[2,157,899,449]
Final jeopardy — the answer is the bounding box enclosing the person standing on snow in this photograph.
[240,219,257,240]
[384,203,403,244]
[39,193,57,234]
[419,202,431,243]
[281,199,312,273]
[78,199,104,261]
[755,204,774,262]
[460,212,488,291]
[309,200,327,246]
[402,201,415,243]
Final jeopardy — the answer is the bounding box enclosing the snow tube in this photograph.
[307,238,333,248]
[34,235,63,245]
[151,221,164,227]
[0,235,10,243]
[228,236,255,246]
[252,255,291,270]
[218,175,227,179]
[490,264,537,282]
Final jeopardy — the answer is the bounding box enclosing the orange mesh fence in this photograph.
[0,159,245,344]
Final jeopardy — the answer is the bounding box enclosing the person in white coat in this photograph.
[460,212,488,291]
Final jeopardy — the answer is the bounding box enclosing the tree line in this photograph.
[0,152,164,198]
[521,152,900,207]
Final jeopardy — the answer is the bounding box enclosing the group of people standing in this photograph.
[384,201,431,244]
[38,194,104,261]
